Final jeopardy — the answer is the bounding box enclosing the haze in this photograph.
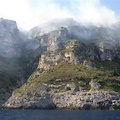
[0,0,119,30]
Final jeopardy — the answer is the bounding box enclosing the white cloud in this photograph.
[0,0,118,30]
[0,0,36,30]
[73,0,117,26]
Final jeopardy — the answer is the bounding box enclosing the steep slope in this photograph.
[1,21,120,109]
[3,37,120,109]
[3,62,120,109]
[0,18,22,105]
[0,19,39,106]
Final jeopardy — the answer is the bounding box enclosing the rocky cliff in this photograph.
[2,61,120,110]
[0,19,36,107]
[27,18,78,39]
[1,19,120,110]
[0,18,21,58]
[33,25,120,70]
[3,87,120,110]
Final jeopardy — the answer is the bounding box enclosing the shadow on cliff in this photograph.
[0,46,47,107]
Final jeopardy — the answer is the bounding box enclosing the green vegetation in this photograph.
[43,50,53,55]
[8,39,120,96]
[15,60,120,94]
[0,56,24,89]
[58,48,73,54]
[0,45,46,96]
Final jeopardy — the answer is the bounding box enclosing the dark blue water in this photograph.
[0,110,120,120]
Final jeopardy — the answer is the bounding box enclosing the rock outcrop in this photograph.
[2,60,120,110]
[0,18,21,58]
[3,84,120,110]
[27,18,78,39]
[31,25,120,64]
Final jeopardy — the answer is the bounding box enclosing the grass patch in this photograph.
[17,61,119,93]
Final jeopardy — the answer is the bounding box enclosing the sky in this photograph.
[0,0,119,30]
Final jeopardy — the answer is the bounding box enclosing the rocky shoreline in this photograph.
[2,88,120,110]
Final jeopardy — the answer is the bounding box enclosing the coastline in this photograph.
[2,90,120,110]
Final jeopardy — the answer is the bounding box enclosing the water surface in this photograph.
[0,110,120,120]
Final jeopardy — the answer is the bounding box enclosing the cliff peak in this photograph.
[0,18,21,58]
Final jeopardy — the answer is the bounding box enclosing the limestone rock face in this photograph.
[3,86,120,110]
[37,48,81,70]
[33,25,120,65]
[27,18,78,39]
[38,52,63,70]
[89,80,101,91]
[37,39,100,70]
[27,23,120,66]
[2,78,120,110]
[32,27,69,52]
[47,27,69,51]
[0,18,21,58]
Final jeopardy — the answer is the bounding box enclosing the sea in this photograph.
[0,110,120,120]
